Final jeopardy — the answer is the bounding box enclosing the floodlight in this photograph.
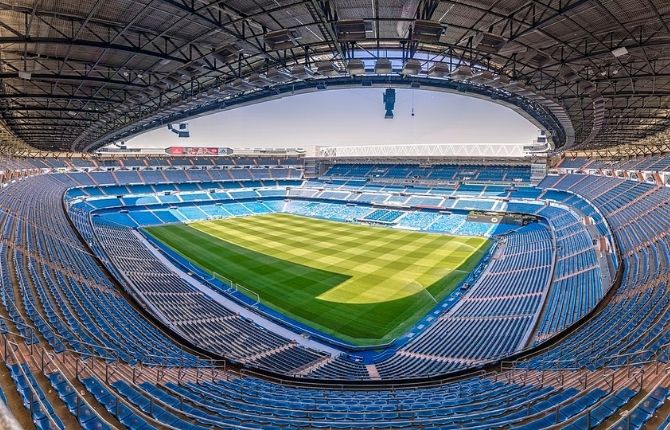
[266,69,293,83]
[229,78,256,91]
[346,59,366,76]
[427,63,450,77]
[316,61,340,77]
[450,65,472,81]
[375,58,393,74]
[411,20,444,43]
[247,73,273,87]
[336,20,370,41]
[471,32,506,54]
[402,59,422,76]
[289,65,314,79]
[469,70,494,84]
[264,29,301,50]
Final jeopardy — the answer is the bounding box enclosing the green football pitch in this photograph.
[144,213,490,346]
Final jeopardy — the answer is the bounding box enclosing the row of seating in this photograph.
[558,152,670,173]
[323,163,532,183]
[9,156,304,171]
[532,205,604,341]
[377,224,553,378]
[92,221,329,374]
[1,163,666,430]
[520,174,670,373]
[61,168,302,188]
[66,173,609,380]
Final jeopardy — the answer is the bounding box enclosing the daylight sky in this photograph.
[125,88,539,149]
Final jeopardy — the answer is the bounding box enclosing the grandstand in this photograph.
[1,0,670,428]
[0,150,665,429]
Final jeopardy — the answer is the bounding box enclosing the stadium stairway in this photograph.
[291,356,335,377]
[237,343,296,364]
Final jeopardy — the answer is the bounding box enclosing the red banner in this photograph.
[166,147,227,156]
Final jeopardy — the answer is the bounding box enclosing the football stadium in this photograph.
[0,0,670,429]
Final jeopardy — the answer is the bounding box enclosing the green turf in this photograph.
[144,213,490,346]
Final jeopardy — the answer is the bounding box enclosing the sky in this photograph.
[125,89,539,149]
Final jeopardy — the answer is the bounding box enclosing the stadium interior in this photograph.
[1,0,670,429]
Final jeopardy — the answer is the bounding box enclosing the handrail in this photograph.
[3,288,670,428]
[3,336,65,430]
[5,305,514,391]
[37,348,119,429]
[606,368,670,430]
[78,353,659,430]
[74,354,187,430]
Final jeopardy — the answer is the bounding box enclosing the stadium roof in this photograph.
[0,0,669,154]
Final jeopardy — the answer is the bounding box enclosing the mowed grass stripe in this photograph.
[203,214,390,257]
[193,214,480,275]
[145,213,490,346]
[192,218,477,303]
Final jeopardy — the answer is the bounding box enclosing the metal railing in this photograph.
[2,310,670,430]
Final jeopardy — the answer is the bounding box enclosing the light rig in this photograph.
[383,89,396,119]
[167,123,190,138]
